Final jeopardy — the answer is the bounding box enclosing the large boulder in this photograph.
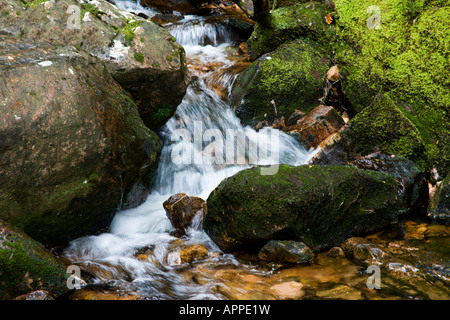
[0,36,161,245]
[204,164,406,252]
[230,41,330,128]
[0,220,69,300]
[0,0,188,130]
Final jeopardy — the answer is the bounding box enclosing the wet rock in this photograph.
[258,240,313,264]
[151,13,184,26]
[234,0,271,20]
[204,164,403,252]
[283,105,345,149]
[14,290,54,301]
[163,193,206,235]
[0,36,161,245]
[341,237,392,265]
[428,174,450,224]
[230,41,329,128]
[327,247,345,258]
[0,221,69,300]
[1,0,187,130]
[180,244,209,263]
[269,281,305,300]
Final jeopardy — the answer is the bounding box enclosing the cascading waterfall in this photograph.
[62,12,317,299]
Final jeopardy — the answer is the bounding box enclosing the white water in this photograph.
[63,13,317,299]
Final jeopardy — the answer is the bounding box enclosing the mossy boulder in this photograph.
[204,164,405,252]
[334,0,450,177]
[0,220,69,300]
[246,2,336,58]
[0,36,161,245]
[230,41,330,127]
[0,0,188,130]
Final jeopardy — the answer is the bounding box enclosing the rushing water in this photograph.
[62,3,450,301]
[62,10,317,299]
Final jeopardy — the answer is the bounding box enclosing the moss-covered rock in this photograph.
[230,41,330,127]
[246,2,336,58]
[334,0,450,177]
[0,220,69,300]
[0,36,161,245]
[204,164,405,252]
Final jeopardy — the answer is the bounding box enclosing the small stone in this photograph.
[179,244,209,263]
[327,65,340,82]
[258,240,313,264]
[327,246,345,258]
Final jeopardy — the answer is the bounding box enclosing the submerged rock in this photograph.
[179,244,209,263]
[0,36,161,245]
[0,221,69,300]
[204,164,405,252]
[258,240,313,264]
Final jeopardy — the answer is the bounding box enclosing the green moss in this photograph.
[20,0,47,9]
[80,2,100,20]
[0,222,69,299]
[334,0,450,176]
[134,52,144,63]
[153,105,172,124]
[122,19,141,45]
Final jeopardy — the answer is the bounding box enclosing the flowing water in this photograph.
[61,2,450,300]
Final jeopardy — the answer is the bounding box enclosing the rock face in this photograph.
[204,164,405,252]
[0,0,188,130]
[0,221,69,300]
[428,175,450,224]
[0,36,161,245]
[230,41,329,128]
[258,240,313,264]
[163,193,206,235]
[283,105,345,149]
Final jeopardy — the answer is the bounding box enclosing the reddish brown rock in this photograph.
[283,105,345,149]
[163,193,206,235]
